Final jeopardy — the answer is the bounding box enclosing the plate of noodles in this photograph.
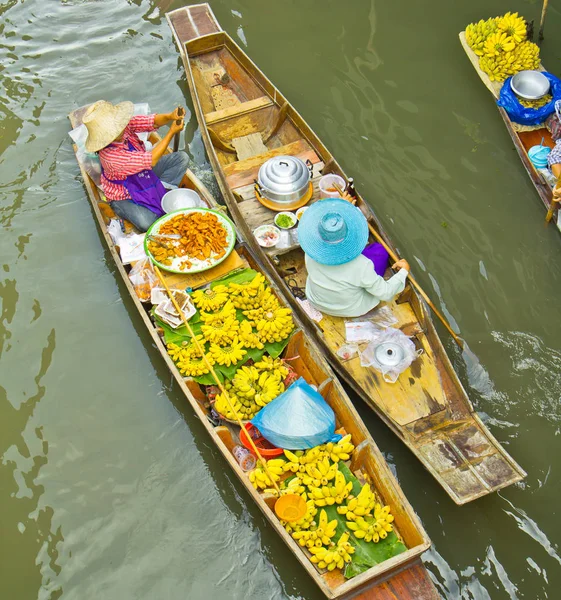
[145,208,236,274]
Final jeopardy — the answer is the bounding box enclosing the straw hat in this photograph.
[83,100,134,152]
[298,198,368,266]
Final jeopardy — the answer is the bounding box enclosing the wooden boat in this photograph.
[459,31,559,227]
[166,4,526,506]
[68,107,439,599]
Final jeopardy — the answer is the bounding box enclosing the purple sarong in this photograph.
[362,242,389,276]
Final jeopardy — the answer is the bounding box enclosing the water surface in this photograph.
[1,0,560,598]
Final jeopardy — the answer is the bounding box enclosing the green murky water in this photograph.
[1,1,560,598]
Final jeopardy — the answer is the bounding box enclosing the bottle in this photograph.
[232,445,257,471]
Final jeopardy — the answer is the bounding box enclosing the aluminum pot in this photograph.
[255,155,313,207]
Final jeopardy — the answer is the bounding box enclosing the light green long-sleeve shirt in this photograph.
[305,254,408,317]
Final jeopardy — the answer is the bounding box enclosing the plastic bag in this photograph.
[251,378,337,449]
[359,327,422,384]
[497,72,561,125]
[68,124,102,187]
[128,258,157,302]
[545,100,561,141]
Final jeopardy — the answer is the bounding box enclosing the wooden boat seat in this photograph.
[204,96,273,125]
[318,298,448,427]
[224,138,321,189]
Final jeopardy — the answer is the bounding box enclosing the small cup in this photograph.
[319,174,346,198]
[232,445,257,471]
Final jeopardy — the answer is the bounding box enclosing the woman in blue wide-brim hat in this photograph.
[298,198,410,318]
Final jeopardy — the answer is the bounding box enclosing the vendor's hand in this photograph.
[169,106,185,122]
[170,117,184,134]
[392,259,410,272]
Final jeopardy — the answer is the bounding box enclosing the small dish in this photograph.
[253,224,280,247]
[274,211,297,229]
[296,206,309,221]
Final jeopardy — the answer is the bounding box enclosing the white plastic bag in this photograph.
[359,327,423,383]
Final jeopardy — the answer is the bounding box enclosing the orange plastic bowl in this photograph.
[275,494,307,522]
[239,423,284,458]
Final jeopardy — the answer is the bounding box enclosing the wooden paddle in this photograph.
[331,182,464,349]
[539,0,549,41]
[172,106,185,153]
[151,264,306,521]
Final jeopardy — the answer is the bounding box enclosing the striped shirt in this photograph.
[98,114,156,201]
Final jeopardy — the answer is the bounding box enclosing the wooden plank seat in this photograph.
[204,96,273,125]
[224,138,321,189]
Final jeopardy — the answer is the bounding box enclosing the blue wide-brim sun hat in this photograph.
[298,198,369,266]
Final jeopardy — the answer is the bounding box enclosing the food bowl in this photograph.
[510,70,550,100]
[253,224,280,247]
[295,206,309,221]
[319,174,346,198]
[274,211,297,230]
[161,188,204,213]
[239,423,284,458]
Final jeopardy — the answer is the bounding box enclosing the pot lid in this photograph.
[258,155,310,195]
[374,342,405,367]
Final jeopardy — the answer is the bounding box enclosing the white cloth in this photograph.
[305,254,408,318]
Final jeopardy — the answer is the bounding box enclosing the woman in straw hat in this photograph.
[298,198,410,318]
[83,100,188,231]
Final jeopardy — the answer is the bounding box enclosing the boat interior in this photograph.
[183,32,526,504]
[68,107,429,595]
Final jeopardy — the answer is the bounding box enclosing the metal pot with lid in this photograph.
[254,155,313,211]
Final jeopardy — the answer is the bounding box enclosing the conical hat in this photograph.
[83,100,134,153]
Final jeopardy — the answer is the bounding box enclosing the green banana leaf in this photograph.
[323,463,407,578]
[210,267,258,288]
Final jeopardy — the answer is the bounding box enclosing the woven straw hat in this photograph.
[298,198,368,266]
[83,100,134,152]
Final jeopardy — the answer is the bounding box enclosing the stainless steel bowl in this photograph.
[510,70,550,100]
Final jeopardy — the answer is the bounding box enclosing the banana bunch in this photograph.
[200,314,239,345]
[228,273,268,309]
[337,483,376,520]
[200,300,236,324]
[326,434,355,462]
[292,509,337,549]
[309,531,355,570]
[242,291,281,325]
[256,306,295,343]
[299,458,338,488]
[309,471,353,506]
[208,337,247,367]
[166,338,214,378]
[254,355,289,376]
[281,475,306,498]
[484,31,515,56]
[520,93,552,109]
[465,17,498,56]
[511,40,540,72]
[191,284,229,311]
[238,319,264,350]
[248,458,284,490]
[214,391,243,420]
[232,364,285,407]
[345,504,394,543]
[497,11,527,43]
[214,361,286,420]
[282,446,327,474]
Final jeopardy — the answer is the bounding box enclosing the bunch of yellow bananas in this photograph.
[255,306,295,343]
[200,314,239,345]
[228,273,268,309]
[200,300,236,324]
[166,338,214,378]
[292,509,338,549]
[326,435,355,462]
[213,391,244,420]
[465,17,499,56]
[308,521,352,571]
[497,11,527,43]
[345,505,394,543]
[191,284,229,311]
[214,360,287,420]
[248,458,285,490]
[238,320,264,350]
[520,93,552,109]
[308,471,353,507]
[337,483,376,519]
[208,338,247,367]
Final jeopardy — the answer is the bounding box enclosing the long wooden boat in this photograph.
[68,107,439,599]
[166,4,526,506]
[459,31,559,228]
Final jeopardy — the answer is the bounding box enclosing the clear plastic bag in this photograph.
[251,378,337,449]
[359,327,422,384]
[368,305,398,328]
[128,258,157,302]
[68,124,102,187]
